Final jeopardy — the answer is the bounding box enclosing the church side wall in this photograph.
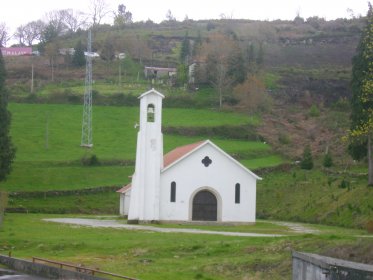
[159,145,256,223]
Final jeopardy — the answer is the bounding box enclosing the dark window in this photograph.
[170,181,176,202]
[235,183,240,204]
[201,156,212,167]
[147,104,155,122]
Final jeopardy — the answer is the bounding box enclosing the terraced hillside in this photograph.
[1,102,282,213]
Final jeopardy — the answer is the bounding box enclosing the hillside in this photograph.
[1,17,372,230]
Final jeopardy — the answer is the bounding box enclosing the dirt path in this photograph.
[268,221,320,234]
[44,218,285,237]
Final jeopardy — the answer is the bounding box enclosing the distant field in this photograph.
[0,103,282,192]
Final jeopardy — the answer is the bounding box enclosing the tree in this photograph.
[180,32,190,64]
[24,20,45,46]
[348,4,373,185]
[14,25,26,46]
[300,145,313,170]
[323,152,333,168]
[61,9,87,33]
[176,64,188,86]
[100,36,115,61]
[43,10,69,38]
[0,51,16,182]
[233,75,271,113]
[199,32,245,108]
[0,22,10,47]
[165,10,176,22]
[72,40,86,67]
[90,0,110,25]
[113,4,133,27]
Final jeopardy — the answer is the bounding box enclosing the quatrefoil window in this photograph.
[201,156,212,167]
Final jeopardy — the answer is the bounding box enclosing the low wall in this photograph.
[0,255,106,280]
[292,251,373,280]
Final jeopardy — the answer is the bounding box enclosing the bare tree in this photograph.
[60,9,88,33]
[44,10,68,36]
[14,25,26,46]
[165,10,176,21]
[0,22,10,47]
[90,0,111,25]
[199,32,242,108]
[24,20,45,46]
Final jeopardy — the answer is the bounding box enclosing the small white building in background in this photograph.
[117,88,261,223]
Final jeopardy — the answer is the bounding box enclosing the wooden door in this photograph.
[192,190,217,221]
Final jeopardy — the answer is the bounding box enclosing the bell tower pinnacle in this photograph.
[128,88,165,222]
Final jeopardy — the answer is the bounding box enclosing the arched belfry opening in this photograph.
[147,104,155,122]
[192,190,218,221]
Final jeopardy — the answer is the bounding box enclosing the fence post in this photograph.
[0,192,8,228]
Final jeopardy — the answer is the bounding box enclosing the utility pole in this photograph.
[31,62,34,93]
[81,29,93,148]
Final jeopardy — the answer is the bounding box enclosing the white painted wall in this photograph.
[119,190,131,216]
[128,89,164,222]
[159,142,257,223]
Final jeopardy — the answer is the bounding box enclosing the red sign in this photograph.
[0,47,32,56]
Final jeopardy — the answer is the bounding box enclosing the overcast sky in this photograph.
[1,0,370,35]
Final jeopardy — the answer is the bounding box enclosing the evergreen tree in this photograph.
[228,48,246,85]
[300,145,313,170]
[323,152,333,168]
[348,4,373,185]
[256,42,264,66]
[0,50,16,182]
[72,40,85,67]
[180,32,190,64]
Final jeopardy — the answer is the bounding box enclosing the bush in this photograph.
[300,145,313,170]
[339,179,350,189]
[81,154,100,166]
[323,152,333,168]
[366,220,373,233]
[278,133,291,145]
[309,104,320,117]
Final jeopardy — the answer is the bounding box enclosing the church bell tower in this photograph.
[128,88,164,223]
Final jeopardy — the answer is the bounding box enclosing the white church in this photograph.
[117,88,261,223]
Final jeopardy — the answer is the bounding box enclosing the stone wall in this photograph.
[0,255,106,280]
[292,251,373,280]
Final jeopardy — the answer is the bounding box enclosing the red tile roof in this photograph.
[116,183,132,193]
[117,140,206,193]
[163,141,205,168]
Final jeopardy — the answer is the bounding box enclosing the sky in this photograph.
[0,0,370,36]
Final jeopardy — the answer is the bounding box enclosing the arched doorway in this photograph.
[192,190,217,221]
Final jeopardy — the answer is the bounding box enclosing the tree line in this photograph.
[0,0,133,47]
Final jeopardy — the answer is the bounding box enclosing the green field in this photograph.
[0,103,278,192]
[0,214,369,280]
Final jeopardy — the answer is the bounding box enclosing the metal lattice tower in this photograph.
[81,30,93,148]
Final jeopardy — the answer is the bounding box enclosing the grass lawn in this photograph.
[0,214,370,280]
[0,103,283,192]
[8,103,260,162]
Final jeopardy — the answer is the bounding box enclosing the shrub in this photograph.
[309,104,320,117]
[339,179,350,189]
[81,154,100,166]
[278,133,291,145]
[300,145,314,170]
[323,152,333,168]
[366,220,373,233]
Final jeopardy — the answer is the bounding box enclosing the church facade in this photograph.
[118,89,261,223]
